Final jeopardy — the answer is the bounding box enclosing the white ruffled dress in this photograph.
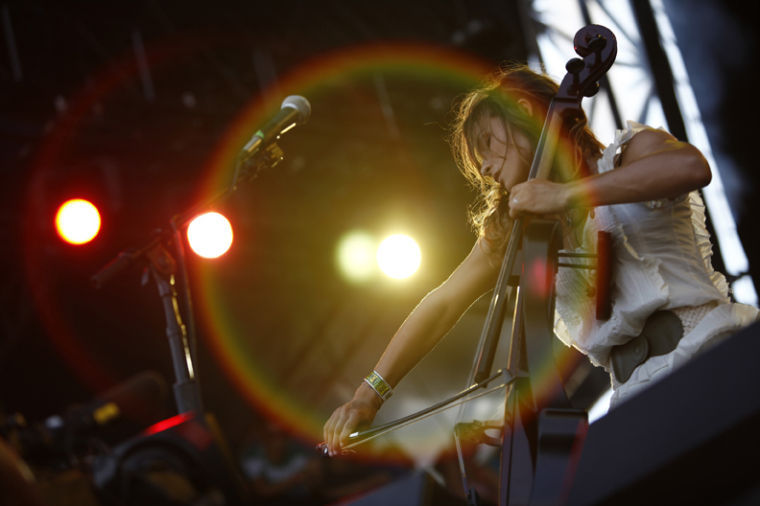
[554,121,759,408]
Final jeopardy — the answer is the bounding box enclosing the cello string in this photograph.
[454,281,518,494]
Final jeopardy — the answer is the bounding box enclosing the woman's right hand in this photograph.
[323,384,382,456]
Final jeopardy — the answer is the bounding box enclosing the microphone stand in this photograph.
[91,143,285,415]
[145,240,202,414]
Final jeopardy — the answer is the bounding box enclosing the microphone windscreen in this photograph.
[281,95,311,125]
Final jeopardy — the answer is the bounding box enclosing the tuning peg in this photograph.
[565,58,585,92]
[588,35,606,53]
[575,30,607,57]
[582,81,601,98]
[565,57,584,75]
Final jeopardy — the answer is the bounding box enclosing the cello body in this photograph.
[499,220,588,506]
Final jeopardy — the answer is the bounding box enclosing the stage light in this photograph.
[336,231,377,283]
[377,234,421,279]
[186,212,233,259]
[55,198,101,245]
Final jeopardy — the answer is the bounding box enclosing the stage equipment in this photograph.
[55,198,101,245]
[1,371,169,468]
[231,94,310,192]
[565,320,760,505]
[90,95,310,503]
[0,372,173,505]
[240,95,311,156]
[92,411,248,506]
[91,95,311,414]
[186,211,234,259]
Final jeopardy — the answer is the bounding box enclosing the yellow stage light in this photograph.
[336,231,377,282]
[377,234,421,279]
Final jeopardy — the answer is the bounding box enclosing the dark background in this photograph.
[0,0,757,468]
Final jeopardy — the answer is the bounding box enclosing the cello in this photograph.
[474,23,617,506]
[322,24,617,506]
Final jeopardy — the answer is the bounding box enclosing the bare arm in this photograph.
[323,237,501,454]
[372,239,502,387]
[508,128,711,216]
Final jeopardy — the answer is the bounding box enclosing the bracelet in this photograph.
[364,370,393,401]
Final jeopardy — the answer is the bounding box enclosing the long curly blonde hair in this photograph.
[449,63,604,250]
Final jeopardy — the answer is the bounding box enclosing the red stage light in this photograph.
[186,212,233,259]
[54,198,101,245]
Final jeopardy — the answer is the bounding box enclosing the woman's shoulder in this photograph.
[614,120,669,148]
[620,126,679,163]
[600,121,680,172]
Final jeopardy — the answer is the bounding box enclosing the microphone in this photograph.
[242,95,311,155]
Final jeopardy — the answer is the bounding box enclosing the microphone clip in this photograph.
[232,142,285,188]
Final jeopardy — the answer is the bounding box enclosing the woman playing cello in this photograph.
[323,63,758,456]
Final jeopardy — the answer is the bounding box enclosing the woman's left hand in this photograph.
[508,179,574,218]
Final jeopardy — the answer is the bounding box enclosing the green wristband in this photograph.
[364,370,393,401]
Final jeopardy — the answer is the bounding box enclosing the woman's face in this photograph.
[473,114,532,192]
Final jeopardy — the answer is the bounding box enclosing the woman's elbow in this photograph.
[691,152,712,189]
[682,146,711,190]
